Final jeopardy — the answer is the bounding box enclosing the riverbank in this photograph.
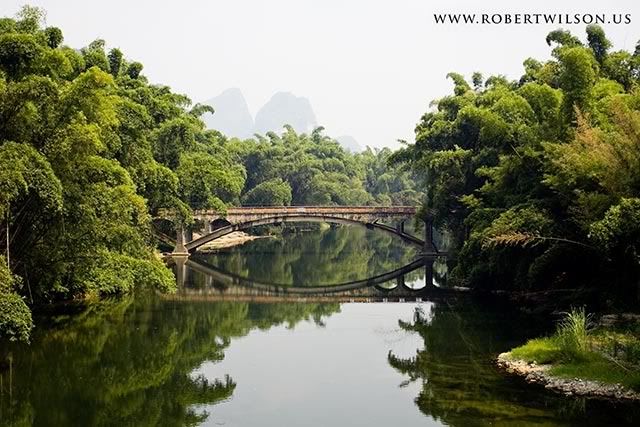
[497,312,640,402]
[497,352,640,401]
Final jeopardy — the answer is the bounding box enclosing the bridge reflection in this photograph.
[165,256,461,302]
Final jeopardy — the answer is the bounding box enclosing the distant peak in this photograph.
[220,87,243,96]
[254,91,317,135]
[201,88,253,139]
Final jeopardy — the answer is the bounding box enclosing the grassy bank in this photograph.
[504,309,640,392]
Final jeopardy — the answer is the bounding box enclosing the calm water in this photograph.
[1,224,639,426]
[195,224,424,286]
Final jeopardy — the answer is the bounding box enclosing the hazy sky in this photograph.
[2,1,638,148]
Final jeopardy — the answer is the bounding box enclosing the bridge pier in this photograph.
[396,220,405,234]
[423,218,437,254]
[425,257,435,288]
[173,226,189,255]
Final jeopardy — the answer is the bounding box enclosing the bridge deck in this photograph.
[193,205,417,217]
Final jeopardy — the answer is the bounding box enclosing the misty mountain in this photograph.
[253,91,317,135]
[201,88,254,139]
[336,135,363,153]
[202,89,355,144]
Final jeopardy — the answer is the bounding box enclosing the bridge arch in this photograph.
[184,214,424,253]
[177,256,433,293]
[209,218,232,230]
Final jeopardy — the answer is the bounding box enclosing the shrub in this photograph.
[0,255,33,342]
[553,307,592,361]
[0,292,33,342]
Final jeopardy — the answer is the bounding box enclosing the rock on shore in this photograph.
[496,353,640,401]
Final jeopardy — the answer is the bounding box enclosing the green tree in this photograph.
[81,39,109,71]
[43,26,62,48]
[586,24,612,65]
[176,152,245,210]
[242,178,292,206]
[126,61,143,79]
[556,46,598,121]
[0,33,43,79]
[107,47,123,77]
[0,255,32,342]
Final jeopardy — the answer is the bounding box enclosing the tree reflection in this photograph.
[0,295,339,425]
[387,302,567,425]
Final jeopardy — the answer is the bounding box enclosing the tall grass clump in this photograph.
[553,307,592,361]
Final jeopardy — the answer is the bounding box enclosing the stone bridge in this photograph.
[161,206,437,256]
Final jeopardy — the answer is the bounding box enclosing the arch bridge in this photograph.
[160,206,437,256]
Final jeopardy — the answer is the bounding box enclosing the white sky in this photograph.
[1,1,638,148]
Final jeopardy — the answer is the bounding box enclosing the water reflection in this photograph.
[2,298,639,426]
[196,224,423,286]
[170,223,451,297]
[171,255,447,297]
[0,297,340,426]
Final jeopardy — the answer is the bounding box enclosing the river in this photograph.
[1,224,638,426]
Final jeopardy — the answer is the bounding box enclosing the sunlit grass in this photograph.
[506,308,640,391]
[509,338,562,364]
[511,308,592,363]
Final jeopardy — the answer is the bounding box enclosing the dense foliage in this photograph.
[227,126,421,206]
[0,6,420,341]
[0,6,183,341]
[392,26,640,300]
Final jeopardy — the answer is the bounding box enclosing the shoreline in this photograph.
[496,352,640,402]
